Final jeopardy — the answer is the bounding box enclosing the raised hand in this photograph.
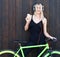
[25,14,32,23]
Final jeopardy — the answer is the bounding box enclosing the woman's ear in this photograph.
[33,5,35,11]
[42,6,44,11]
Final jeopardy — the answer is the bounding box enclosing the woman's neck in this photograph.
[34,11,44,19]
[34,12,41,18]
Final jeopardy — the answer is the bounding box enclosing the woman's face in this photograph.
[34,4,43,13]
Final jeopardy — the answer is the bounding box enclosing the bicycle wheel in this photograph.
[44,50,60,57]
[0,50,20,57]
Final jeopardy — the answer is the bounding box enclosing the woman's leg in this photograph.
[23,41,35,57]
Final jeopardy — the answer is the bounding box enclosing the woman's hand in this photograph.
[25,14,32,23]
[24,14,32,31]
[50,37,57,42]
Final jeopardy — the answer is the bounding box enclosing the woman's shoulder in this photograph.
[42,17,47,24]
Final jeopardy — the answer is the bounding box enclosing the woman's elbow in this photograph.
[24,22,29,31]
[44,31,48,36]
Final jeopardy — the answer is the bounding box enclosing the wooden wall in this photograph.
[0,0,60,57]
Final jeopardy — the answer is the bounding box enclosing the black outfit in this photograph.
[29,17,46,44]
[24,16,46,57]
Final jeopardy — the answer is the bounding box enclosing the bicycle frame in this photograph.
[15,43,49,57]
[0,41,60,57]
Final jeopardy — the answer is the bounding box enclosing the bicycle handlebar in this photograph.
[46,37,57,42]
[13,40,27,45]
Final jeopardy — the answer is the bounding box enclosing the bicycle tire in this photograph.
[0,50,20,57]
[44,50,60,57]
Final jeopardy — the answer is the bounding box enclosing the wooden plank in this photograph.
[2,0,9,49]
[15,0,22,41]
[7,0,16,50]
[0,0,3,50]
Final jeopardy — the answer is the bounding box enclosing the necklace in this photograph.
[32,15,42,24]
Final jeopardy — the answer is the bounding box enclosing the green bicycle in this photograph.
[0,39,60,57]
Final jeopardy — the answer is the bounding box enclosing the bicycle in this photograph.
[0,39,60,57]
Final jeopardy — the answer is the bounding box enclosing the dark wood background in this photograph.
[0,0,60,57]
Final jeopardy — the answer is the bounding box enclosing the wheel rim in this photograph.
[0,50,20,57]
[44,51,60,57]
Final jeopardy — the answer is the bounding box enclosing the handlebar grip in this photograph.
[46,38,57,42]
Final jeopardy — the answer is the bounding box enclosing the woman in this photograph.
[24,3,56,57]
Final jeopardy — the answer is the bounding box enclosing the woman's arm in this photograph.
[24,14,32,31]
[42,18,55,39]
[24,22,30,31]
